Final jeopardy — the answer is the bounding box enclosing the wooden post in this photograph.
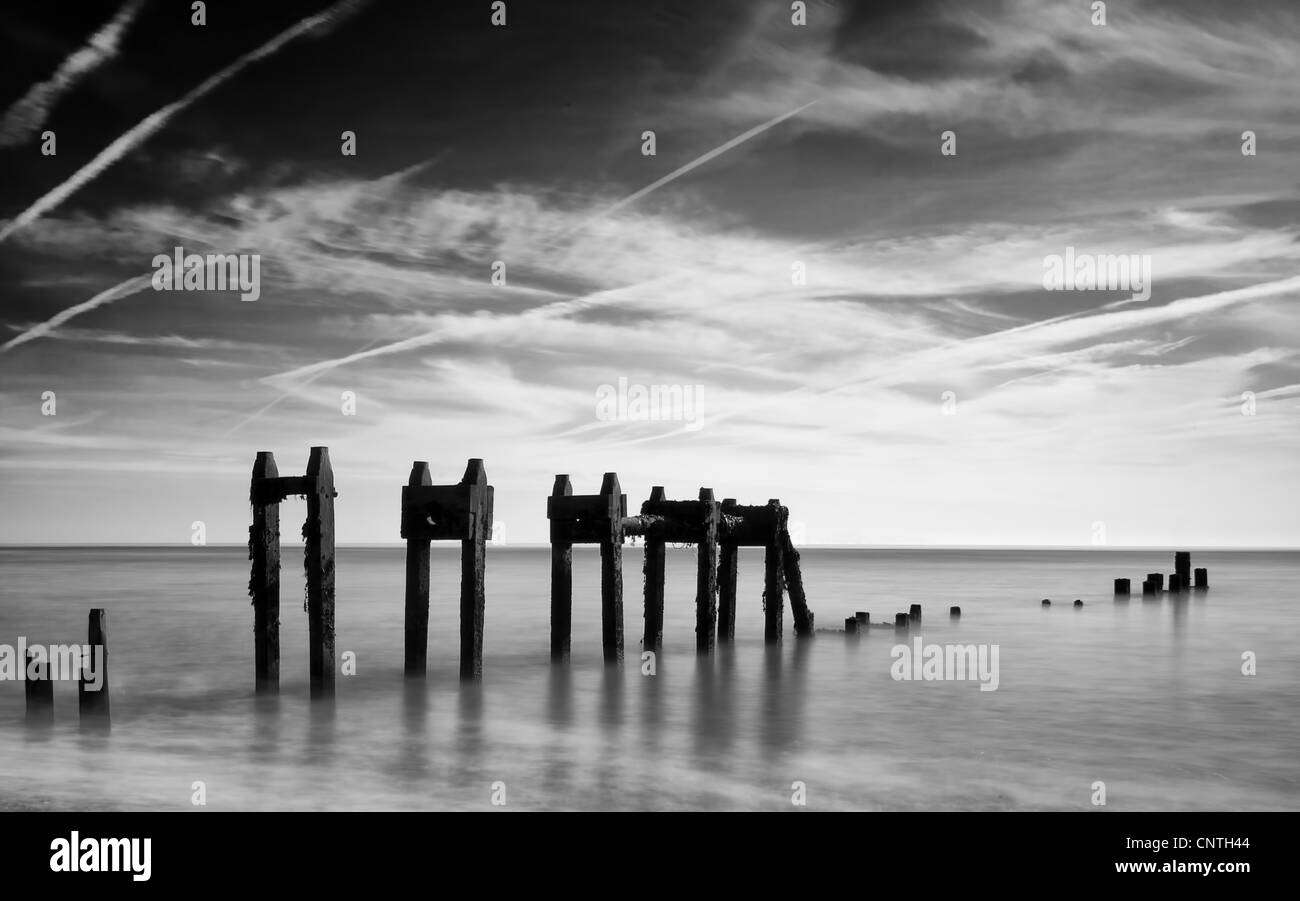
[909,603,922,624]
[1167,573,1182,593]
[643,486,666,654]
[894,612,909,630]
[78,608,109,730]
[599,473,624,665]
[780,526,814,637]
[696,488,719,654]
[717,498,738,644]
[1175,552,1191,592]
[1114,578,1130,596]
[25,650,53,724]
[550,475,573,662]
[305,447,336,700]
[250,451,281,695]
[763,500,786,645]
[1194,568,1208,590]
[949,606,961,617]
[855,611,869,624]
[844,617,857,634]
[460,459,489,681]
[403,462,432,675]
[1147,573,1164,592]
[1141,580,1155,597]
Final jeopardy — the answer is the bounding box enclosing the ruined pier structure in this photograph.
[547,473,815,664]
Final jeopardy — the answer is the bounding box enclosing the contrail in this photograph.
[0,274,154,354]
[0,0,370,244]
[548,99,818,241]
[0,0,148,147]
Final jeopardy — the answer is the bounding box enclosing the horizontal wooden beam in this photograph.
[251,475,313,506]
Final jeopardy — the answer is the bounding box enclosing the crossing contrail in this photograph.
[0,0,371,244]
[0,275,154,354]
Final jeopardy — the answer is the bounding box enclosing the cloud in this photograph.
[0,274,153,353]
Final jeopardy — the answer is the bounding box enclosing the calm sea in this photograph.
[0,546,1296,810]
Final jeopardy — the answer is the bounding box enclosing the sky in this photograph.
[0,0,1297,546]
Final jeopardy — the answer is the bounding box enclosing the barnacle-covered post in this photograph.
[305,447,336,700]
[249,451,281,694]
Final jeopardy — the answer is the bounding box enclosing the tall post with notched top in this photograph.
[696,488,720,653]
[250,451,281,694]
[460,459,491,681]
[764,499,787,644]
[403,462,432,675]
[599,473,625,665]
[549,475,573,662]
[717,499,739,643]
[305,447,336,700]
[643,486,667,654]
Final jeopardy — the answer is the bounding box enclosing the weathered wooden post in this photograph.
[780,526,814,636]
[695,488,720,653]
[1141,580,1155,597]
[949,606,961,617]
[305,447,336,700]
[1175,552,1191,592]
[1167,573,1182,593]
[25,650,53,724]
[1147,573,1164,592]
[403,462,432,675]
[459,459,490,681]
[249,451,281,694]
[1194,568,1208,590]
[599,473,625,665]
[855,611,869,624]
[844,616,857,634]
[716,498,739,644]
[1114,578,1130,596]
[78,608,109,730]
[642,487,667,653]
[909,604,922,624]
[549,475,573,662]
[400,458,494,680]
[763,499,786,644]
[894,612,909,630]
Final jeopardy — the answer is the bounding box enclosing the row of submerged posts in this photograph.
[246,447,816,701]
[1112,551,1209,598]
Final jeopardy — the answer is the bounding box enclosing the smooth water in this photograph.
[0,546,1296,810]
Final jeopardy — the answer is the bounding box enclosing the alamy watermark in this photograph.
[1043,246,1151,302]
[595,377,704,430]
[0,638,105,690]
[890,637,1000,691]
[151,245,261,301]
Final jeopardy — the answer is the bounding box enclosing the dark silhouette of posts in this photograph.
[642,487,667,653]
[78,608,109,730]
[547,473,627,665]
[399,458,495,680]
[460,460,490,680]
[249,451,281,694]
[780,526,814,636]
[1175,552,1191,592]
[599,474,625,665]
[1114,578,1130,596]
[248,446,337,699]
[549,475,573,661]
[305,447,337,700]
[403,462,432,674]
[764,499,787,644]
[695,488,720,653]
[1195,568,1208,589]
[25,650,52,723]
[717,498,739,643]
